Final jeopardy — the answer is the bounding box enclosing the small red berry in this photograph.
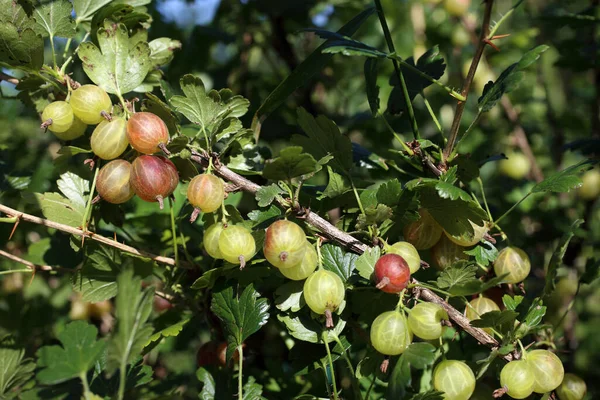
[374,254,411,293]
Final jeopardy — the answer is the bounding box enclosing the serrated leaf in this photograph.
[248,205,282,226]
[262,147,318,180]
[148,37,181,67]
[321,244,357,282]
[523,299,546,328]
[191,268,222,290]
[73,0,112,22]
[478,45,549,112]
[292,108,353,173]
[364,58,380,116]
[33,0,75,38]
[0,345,35,397]
[320,166,350,199]
[356,204,393,230]
[376,179,402,206]
[196,367,216,400]
[169,74,225,132]
[242,376,264,400]
[107,268,155,373]
[470,310,518,329]
[531,160,596,194]
[147,314,191,345]
[255,183,286,207]
[355,246,380,280]
[436,263,478,290]
[403,343,437,369]
[0,18,44,70]
[275,281,305,312]
[464,241,498,266]
[211,284,269,360]
[435,181,471,201]
[78,21,151,95]
[503,295,524,311]
[23,191,85,228]
[57,171,89,208]
[388,46,446,115]
[544,219,583,297]
[277,312,345,344]
[36,321,106,384]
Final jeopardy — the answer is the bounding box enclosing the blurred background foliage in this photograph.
[1,0,599,398]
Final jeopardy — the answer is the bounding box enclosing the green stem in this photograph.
[410,282,452,297]
[450,110,483,159]
[388,54,466,101]
[50,35,58,69]
[494,193,532,225]
[365,374,376,400]
[378,112,414,155]
[321,362,333,398]
[322,332,339,400]
[373,0,421,140]
[81,166,100,232]
[0,217,18,223]
[62,37,73,60]
[488,5,516,38]
[238,344,244,399]
[351,181,366,216]
[79,372,92,400]
[0,269,33,275]
[332,334,363,400]
[476,178,493,222]
[421,92,445,138]
[118,362,126,400]
[60,32,90,75]
[395,289,407,311]
[169,197,179,267]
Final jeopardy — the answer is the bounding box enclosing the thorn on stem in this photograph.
[484,38,501,52]
[8,215,21,240]
[190,207,200,223]
[324,309,334,329]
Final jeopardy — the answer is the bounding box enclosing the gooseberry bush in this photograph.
[0,0,598,399]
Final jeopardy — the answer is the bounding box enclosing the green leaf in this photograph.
[464,241,498,266]
[149,37,181,67]
[242,376,264,400]
[23,191,85,228]
[36,321,106,384]
[0,1,44,70]
[33,0,75,38]
[262,147,318,180]
[0,345,35,397]
[531,160,596,194]
[543,219,583,297]
[277,312,345,344]
[169,74,232,134]
[387,355,411,399]
[314,32,386,58]
[364,58,380,116]
[470,310,519,330]
[355,246,380,280]
[57,171,90,209]
[190,268,222,290]
[478,45,549,112]
[403,343,437,369]
[73,0,112,22]
[147,313,191,345]
[388,46,446,115]
[248,205,282,226]
[503,295,524,311]
[292,108,353,173]
[321,244,357,282]
[196,367,216,400]
[78,21,151,95]
[251,7,375,137]
[320,166,351,199]
[522,299,546,329]
[107,268,155,373]
[275,281,305,312]
[409,391,445,400]
[436,262,478,292]
[211,284,269,360]
[356,204,393,230]
[254,183,286,207]
[377,179,403,207]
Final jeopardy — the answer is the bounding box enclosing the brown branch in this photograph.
[0,204,189,269]
[0,72,19,85]
[0,249,55,272]
[189,151,512,360]
[443,0,495,162]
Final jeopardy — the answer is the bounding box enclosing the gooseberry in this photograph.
[69,297,90,320]
[130,155,179,209]
[465,297,500,335]
[187,174,225,222]
[374,254,410,293]
[196,341,219,367]
[91,117,129,160]
[407,302,448,340]
[96,160,135,204]
[526,349,564,393]
[556,373,587,400]
[203,222,224,259]
[370,310,412,356]
[499,152,531,180]
[126,112,170,154]
[218,224,256,267]
[88,300,112,319]
[70,85,112,125]
[493,246,531,284]
[431,234,469,270]
[444,220,487,247]
[403,208,443,250]
[433,360,476,400]
[41,101,74,133]
[443,0,471,16]
[499,360,535,399]
[303,270,345,328]
[264,220,306,269]
[54,116,87,140]
[387,241,421,274]
[578,169,600,200]
[280,241,317,281]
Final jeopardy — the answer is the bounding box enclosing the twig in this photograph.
[442,0,495,162]
[0,204,190,269]
[189,150,512,360]
[0,72,19,85]
[0,250,56,272]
